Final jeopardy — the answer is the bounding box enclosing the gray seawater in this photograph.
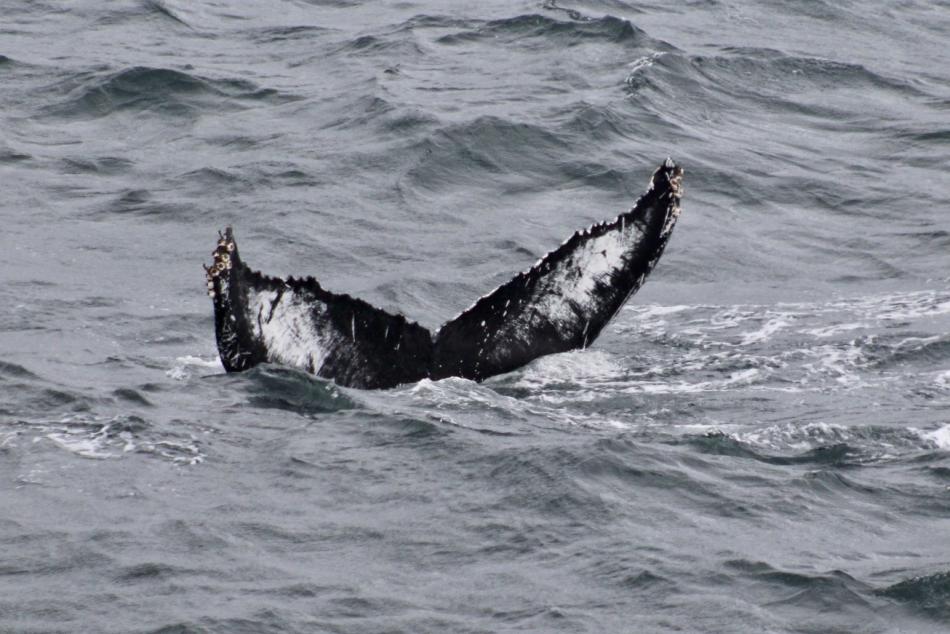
[2,1,949,632]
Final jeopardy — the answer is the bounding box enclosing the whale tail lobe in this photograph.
[206,228,432,389]
[431,159,682,381]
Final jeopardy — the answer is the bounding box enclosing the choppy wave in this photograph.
[234,365,358,414]
[5,414,205,466]
[40,66,294,120]
[879,571,950,619]
[437,13,648,47]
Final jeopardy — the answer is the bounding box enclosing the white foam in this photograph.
[624,52,664,84]
[37,416,207,465]
[739,316,792,345]
[921,425,950,450]
[801,322,871,338]
[626,304,693,318]
[167,355,223,380]
[623,367,761,395]
[146,439,205,465]
[518,349,625,385]
[0,431,18,449]
[800,343,866,386]
[178,355,221,367]
[735,421,850,452]
[46,429,114,459]
[873,293,950,321]
[393,375,637,433]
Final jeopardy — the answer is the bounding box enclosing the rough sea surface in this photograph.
[2,1,949,632]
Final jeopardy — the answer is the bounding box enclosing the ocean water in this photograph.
[1,0,949,632]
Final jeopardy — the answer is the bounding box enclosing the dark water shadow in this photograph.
[215,365,358,415]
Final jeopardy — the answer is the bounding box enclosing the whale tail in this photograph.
[206,159,683,389]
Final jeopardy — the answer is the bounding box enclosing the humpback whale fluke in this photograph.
[206,159,683,389]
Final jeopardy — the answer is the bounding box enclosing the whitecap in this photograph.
[801,322,871,338]
[517,349,625,387]
[921,425,950,451]
[624,52,664,85]
[739,316,793,345]
[167,354,223,380]
[45,429,115,459]
[735,421,851,452]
